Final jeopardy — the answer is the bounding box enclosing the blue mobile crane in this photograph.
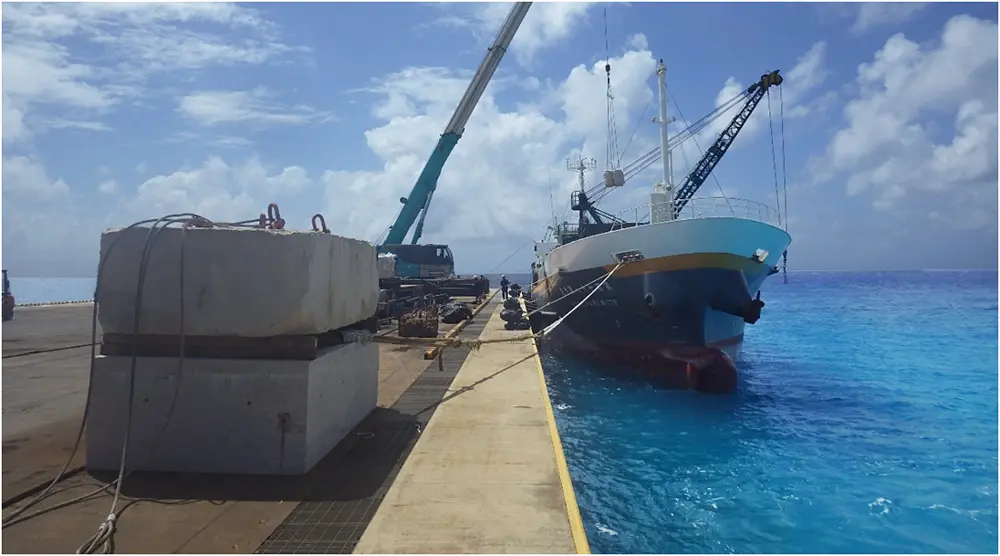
[377,2,531,281]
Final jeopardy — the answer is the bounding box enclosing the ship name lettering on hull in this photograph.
[557,280,614,297]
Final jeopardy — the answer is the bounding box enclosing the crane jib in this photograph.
[380,2,532,252]
[672,69,782,217]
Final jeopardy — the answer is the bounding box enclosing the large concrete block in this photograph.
[86,340,379,475]
[97,226,378,337]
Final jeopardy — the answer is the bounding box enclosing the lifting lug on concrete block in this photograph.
[311,214,330,233]
[266,203,286,230]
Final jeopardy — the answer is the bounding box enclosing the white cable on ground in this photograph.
[2,211,281,555]
[2,214,196,529]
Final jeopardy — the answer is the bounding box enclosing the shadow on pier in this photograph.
[89,405,419,504]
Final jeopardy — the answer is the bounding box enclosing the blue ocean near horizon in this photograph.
[7,271,998,552]
[542,270,998,554]
[6,277,97,305]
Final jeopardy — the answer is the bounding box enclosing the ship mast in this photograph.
[651,58,675,223]
[657,59,674,194]
[568,156,597,224]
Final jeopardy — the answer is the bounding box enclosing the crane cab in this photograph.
[378,244,455,279]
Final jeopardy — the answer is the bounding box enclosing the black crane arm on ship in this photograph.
[672,70,783,218]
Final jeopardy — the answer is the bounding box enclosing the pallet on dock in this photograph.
[398,306,439,338]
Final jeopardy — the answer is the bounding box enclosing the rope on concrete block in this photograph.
[3,206,311,551]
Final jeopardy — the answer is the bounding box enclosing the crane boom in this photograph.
[382,2,532,246]
[672,70,782,217]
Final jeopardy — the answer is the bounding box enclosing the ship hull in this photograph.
[534,216,791,392]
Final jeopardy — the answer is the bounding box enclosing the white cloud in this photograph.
[2,155,71,199]
[3,94,30,146]
[43,118,112,132]
[178,88,332,126]
[811,14,998,227]
[434,2,595,66]
[126,156,313,224]
[852,3,929,33]
[2,40,113,109]
[319,46,660,250]
[98,180,118,195]
[1,2,307,144]
[628,33,649,52]
[693,40,827,146]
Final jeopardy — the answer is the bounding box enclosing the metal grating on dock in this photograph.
[255,307,493,555]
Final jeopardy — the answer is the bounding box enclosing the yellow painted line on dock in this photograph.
[424,288,499,360]
[522,298,591,554]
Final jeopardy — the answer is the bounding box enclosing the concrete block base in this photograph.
[86,340,378,475]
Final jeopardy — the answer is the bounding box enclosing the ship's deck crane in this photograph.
[381,2,531,257]
[671,70,782,217]
[561,69,783,244]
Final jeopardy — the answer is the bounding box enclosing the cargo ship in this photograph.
[530,59,791,393]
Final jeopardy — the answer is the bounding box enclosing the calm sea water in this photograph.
[542,270,998,554]
[5,277,97,304]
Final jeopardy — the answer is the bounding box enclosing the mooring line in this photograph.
[2,343,98,360]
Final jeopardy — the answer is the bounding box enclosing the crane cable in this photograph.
[664,83,734,213]
[604,8,620,171]
[766,90,782,229]
[584,88,748,201]
[779,85,789,284]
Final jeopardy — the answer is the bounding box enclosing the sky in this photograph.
[2,1,997,277]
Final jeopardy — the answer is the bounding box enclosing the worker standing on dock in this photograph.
[2,270,14,322]
[500,275,510,300]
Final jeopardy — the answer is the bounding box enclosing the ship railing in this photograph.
[609,197,781,231]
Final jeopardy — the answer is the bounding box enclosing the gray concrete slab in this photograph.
[2,346,93,441]
[2,303,99,357]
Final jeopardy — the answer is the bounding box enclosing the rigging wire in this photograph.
[779,86,789,232]
[664,83,734,214]
[604,8,620,170]
[585,87,748,200]
[616,99,652,169]
[779,86,789,284]
[374,204,404,245]
[766,90,783,229]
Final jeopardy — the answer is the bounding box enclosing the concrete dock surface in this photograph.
[1,295,588,554]
[355,304,589,554]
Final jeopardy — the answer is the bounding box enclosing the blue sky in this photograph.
[2,1,997,277]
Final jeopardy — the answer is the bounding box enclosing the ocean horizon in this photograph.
[5,270,995,305]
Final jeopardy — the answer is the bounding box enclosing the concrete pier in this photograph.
[354,304,590,554]
[2,293,589,554]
